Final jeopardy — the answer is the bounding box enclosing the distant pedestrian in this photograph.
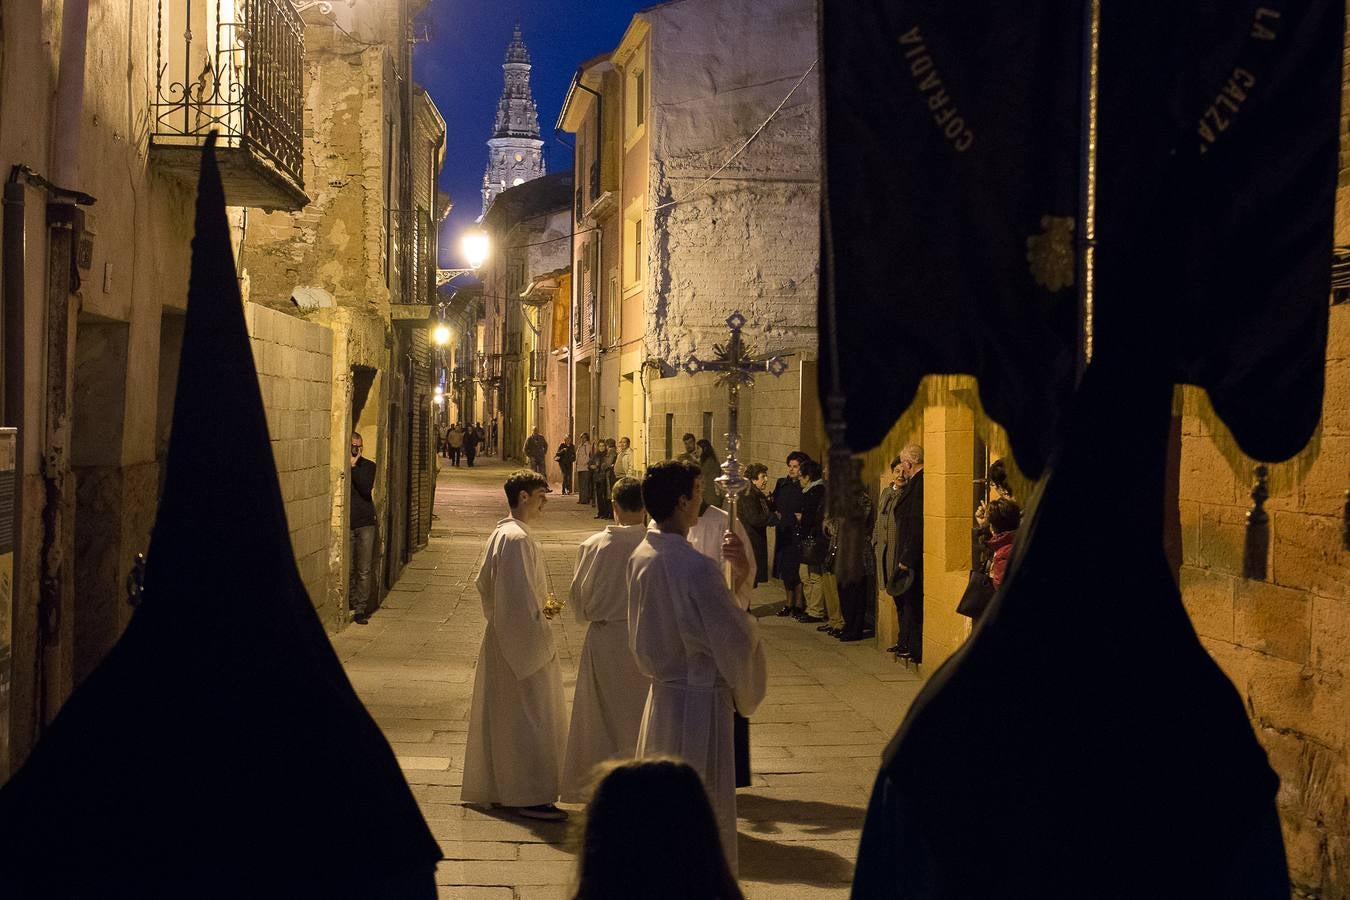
[696,439,722,509]
[447,424,464,466]
[577,432,594,504]
[525,426,549,477]
[437,421,450,459]
[462,470,567,822]
[594,439,617,520]
[571,758,744,900]
[555,436,576,494]
[464,425,480,467]
[348,431,377,625]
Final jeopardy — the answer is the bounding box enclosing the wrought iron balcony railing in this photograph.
[151,0,308,210]
[529,349,549,387]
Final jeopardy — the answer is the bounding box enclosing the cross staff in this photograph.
[684,311,788,587]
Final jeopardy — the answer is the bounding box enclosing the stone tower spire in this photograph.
[482,23,546,217]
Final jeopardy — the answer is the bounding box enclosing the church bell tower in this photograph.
[482,24,546,217]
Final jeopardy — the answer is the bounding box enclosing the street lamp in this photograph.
[460,229,490,269]
[432,324,451,346]
[437,229,491,286]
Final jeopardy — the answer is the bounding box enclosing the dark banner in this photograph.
[820,0,1082,479]
[821,0,1341,474]
[1096,0,1341,462]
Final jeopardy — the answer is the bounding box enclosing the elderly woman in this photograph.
[737,464,777,586]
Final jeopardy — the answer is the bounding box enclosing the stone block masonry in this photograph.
[246,302,333,620]
[1179,298,1350,897]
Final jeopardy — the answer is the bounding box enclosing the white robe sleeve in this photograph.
[691,560,767,717]
[570,542,595,624]
[489,536,556,680]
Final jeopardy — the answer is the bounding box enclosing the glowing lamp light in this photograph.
[460,230,490,270]
[432,324,451,346]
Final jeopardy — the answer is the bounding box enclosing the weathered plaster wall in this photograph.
[638,0,819,468]
[643,0,818,364]
[245,303,334,619]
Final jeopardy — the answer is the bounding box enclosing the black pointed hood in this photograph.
[0,137,440,897]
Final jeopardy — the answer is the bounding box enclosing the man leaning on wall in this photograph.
[349,431,378,625]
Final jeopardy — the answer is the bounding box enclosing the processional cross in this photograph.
[684,311,788,587]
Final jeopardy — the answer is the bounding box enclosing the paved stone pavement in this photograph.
[332,460,924,899]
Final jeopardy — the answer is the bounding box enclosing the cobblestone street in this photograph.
[332,460,924,899]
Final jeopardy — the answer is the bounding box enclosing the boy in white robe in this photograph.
[628,460,768,873]
[688,501,757,789]
[560,477,651,801]
[462,470,569,821]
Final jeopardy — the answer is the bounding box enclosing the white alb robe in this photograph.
[687,504,757,605]
[560,523,651,801]
[627,530,768,873]
[462,517,567,807]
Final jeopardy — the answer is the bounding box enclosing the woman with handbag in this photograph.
[795,459,828,624]
[595,439,617,520]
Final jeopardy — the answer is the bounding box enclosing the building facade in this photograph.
[559,0,823,473]
[474,174,573,476]
[0,0,445,778]
[245,0,447,622]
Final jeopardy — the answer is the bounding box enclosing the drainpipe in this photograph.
[35,0,92,727]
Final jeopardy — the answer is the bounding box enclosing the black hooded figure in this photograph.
[0,137,441,897]
[820,0,1342,896]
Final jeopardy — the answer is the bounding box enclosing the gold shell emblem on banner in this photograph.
[1026,215,1076,292]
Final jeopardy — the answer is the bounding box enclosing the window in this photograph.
[626,59,647,143]
[625,208,644,290]
[702,412,714,443]
[636,70,646,128]
[665,413,674,460]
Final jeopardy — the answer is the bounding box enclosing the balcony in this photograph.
[529,349,549,387]
[150,0,309,211]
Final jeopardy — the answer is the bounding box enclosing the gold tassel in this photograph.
[1176,385,1320,497]
[1242,465,1270,580]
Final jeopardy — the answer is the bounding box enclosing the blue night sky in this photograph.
[413,1,648,265]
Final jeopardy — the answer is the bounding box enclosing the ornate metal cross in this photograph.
[684,311,788,586]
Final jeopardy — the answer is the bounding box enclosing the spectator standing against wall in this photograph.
[576,433,594,504]
[772,452,809,617]
[890,445,925,663]
[349,431,377,626]
[737,464,776,587]
[555,436,576,494]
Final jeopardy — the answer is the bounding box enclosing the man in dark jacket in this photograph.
[771,451,809,615]
[890,445,924,662]
[524,427,549,476]
[349,431,378,625]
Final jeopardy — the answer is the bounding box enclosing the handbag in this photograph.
[956,569,995,619]
[799,528,826,567]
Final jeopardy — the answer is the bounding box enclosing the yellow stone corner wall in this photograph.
[858,378,999,667]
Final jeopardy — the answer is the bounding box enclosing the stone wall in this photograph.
[244,303,334,620]
[640,0,820,470]
[1178,296,1350,895]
